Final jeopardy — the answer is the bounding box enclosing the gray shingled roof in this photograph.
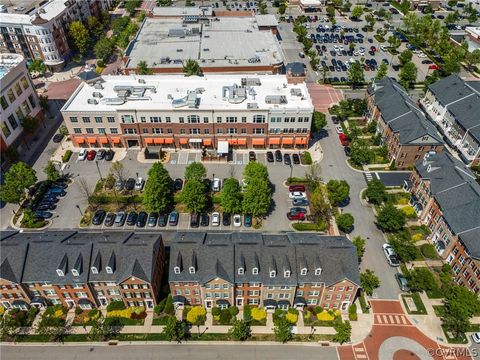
[428,74,479,105]
[371,77,442,146]
[459,228,480,260]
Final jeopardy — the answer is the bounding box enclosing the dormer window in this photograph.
[270,270,276,278]
[174,266,180,274]
[56,269,64,277]
[238,267,244,275]
[301,268,307,275]
[252,267,258,275]
[284,270,291,278]
[71,269,79,277]
[91,267,98,274]
[105,266,113,274]
[315,268,322,275]
[189,266,195,274]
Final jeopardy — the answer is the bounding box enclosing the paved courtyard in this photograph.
[307,83,344,113]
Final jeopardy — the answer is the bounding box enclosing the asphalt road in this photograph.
[0,344,339,360]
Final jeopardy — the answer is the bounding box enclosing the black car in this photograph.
[275,150,282,162]
[190,213,199,228]
[52,133,64,143]
[104,212,115,226]
[42,196,59,204]
[421,59,433,64]
[46,189,66,197]
[158,213,168,227]
[136,211,147,227]
[147,212,158,227]
[344,146,352,156]
[332,116,339,124]
[203,178,211,190]
[125,178,136,191]
[92,210,106,225]
[105,149,114,161]
[36,202,56,211]
[174,178,183,191]
[266,151,274,162]
[284,153,291,165]
[34,211,53,219]
[223,212,231,226]
[126,211,138,226]
[96,149,106,160]
[249,151,256,161]
[292,154,300,164]
[200,213,209,227]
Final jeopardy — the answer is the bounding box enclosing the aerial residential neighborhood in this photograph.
[0,0,480,359]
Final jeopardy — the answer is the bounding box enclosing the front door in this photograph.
[99,297,107,307]
[341,301,349,311]
[65,300,75,308]
[146,300,154,309]
[205,300,213,309]
[127,139,139,148]
[1,301,11,309]
[236,298,244,307]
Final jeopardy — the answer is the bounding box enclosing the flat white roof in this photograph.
[254,14,279,27]
[62,74,313,113]
[300,0,323,6]
[151,6,213,17]
[0,53,24,80]
[466,26,480,37]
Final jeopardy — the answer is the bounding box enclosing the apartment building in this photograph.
[366,77,443,169]
[0,231,164,310]
[407,152,480,294]
[421,74,480,167]
[61,74,314,151]
[0,0,113,72]
[169,232,360,312]
[0,53,42,157]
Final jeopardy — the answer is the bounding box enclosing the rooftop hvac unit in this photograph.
[139,79,146,84]
[87,99,98,105]
[92,92,103,98]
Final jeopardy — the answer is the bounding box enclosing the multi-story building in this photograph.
[407,152,480,295]
[0,53,42,158]
[366,77,443,169]
[61,74,314,150]
[0,0,113,72]
[421,74,480,167]
[288,0,327,13]
[169,232,360,312]
[0,231,164,310]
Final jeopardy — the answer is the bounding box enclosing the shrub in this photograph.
[84,309,101,323]
[313,306,323,314]
[317,310,335,321]
[336,213,354,233]
[401,205,417,219]
[62,150,72,163]
[186,306,206,324]
[243,305,252,321]
[106,300,126,312]
[285,312,298,324]
[251,307,267,321]
[302,151,313,165]
[288,308,299,315]
[212,307,221,316]
[420,244,438,259]
[154,298,167,315]
[229,306,239,317]
[219,309,233,324]
[75,307,83,315]
[411,233,424,242]
[0,306,5,315]
[164,294,174,315]
[348,304,358,321]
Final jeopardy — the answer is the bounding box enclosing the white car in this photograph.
[335,125,344,134]
[353,51,359,56]
[471,332,480,344]
[382,243,400,267]
[289,191,306,199]
[134,177,145,191]
[78,149,88,161]
[418,52,427,58]
[212,178,221,192]
[233,214,242,227]
[380,45,387,52]
[211,212,220,226]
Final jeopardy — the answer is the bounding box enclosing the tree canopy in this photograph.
[183,59,203,76]
[365,179,387,205]
[376,203,406,232]
[181,179,208,213]
[360,269,380,296]
[0,162,37,205]
[326,179,350,206]
[44,161,60,182]
[68,21,89,56]
[142,163,173,213]
[136,60,153,75]
[220,178,243,214]
[184,162,207,182]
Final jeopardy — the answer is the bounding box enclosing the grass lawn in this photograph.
[420,244,440,260]
[401,293,427,315]
[104,317,145,326]
[359,293,370,314]
[426,288,444,299]
[152,315,174,325]
[433,305,445,317]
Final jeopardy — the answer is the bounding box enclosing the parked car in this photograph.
[293,198,309,206]
[105,149,115,161]
[284,153,291,165]
[96,149,106,160]
[42,195,59,204]
[292,154,300,164]
[287,212,305,220]
[428,64,440,70]
[395,273,410,292]
[169,211,179,226]
[382,243,400,267]
[200,213,209,227]
[92,210,106,225]
[46,188,66,197]
[136,211,147,227]
[289,185,305,192]
[36,202,56,211]
[52,133,64,143]
[125,178,135,191]
[134,177,145,191]
[244,214,252,227]
[335,125,344,134]
[249,151,256,161]
[147,212,158,227]
[114,179,124,191]
[344,146,352,156]
[190,213,199,228]
[86,150,97,161]
[266,151,274,162]
[78,149,88,161]
[233,214,242,227]
[34,210,53,219]
[104,212,115,226]
[174,178,183,191]
[275,150,282,162]
[211,212,220,226]
[114,211,126,226]
[212,178,221,192]
[126,211,138,226]
[332,116,339,125]
[223,213,231,226]
[289,191,306,199]
[471,332,480,344]
[339,133,350,146]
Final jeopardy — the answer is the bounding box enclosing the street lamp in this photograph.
[289,163,293,181]
[95,160,103,181]
[76,204,83,217]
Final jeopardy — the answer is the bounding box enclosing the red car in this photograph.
[86,150,97,161]
[339,133,350,146]
[287,212,305,221]
[428,64,440,70]
[370,46,377,52]
[289,185,306,192]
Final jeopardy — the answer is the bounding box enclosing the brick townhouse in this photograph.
[0,231,164,310]
[366,77,443,169]
[169,232,360,312]
[407,152,480,294]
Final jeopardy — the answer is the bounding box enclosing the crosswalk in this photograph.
[374,314,410,326]
[352,343,369,360]
[365,172,374,182]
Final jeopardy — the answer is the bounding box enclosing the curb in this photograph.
[344,159,366,173]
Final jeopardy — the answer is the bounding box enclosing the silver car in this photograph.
[114,211,126,226]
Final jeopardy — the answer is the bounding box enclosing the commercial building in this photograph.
[123,15,283,74]
[421,74,480,167]
[407,152,480,295]
[0,0,113,71]
[169,232,360,311]
[366,77,443,169]
[288,0,327,13]
[0,53,42,156]
[61,74,313,150]
[0,231,164,310]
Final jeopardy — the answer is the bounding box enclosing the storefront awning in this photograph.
[228,139,238,145]
[164,138,174,144]
[111,137,121,144]
[252,138,265,146]
[203,139,212,146]
[145,146,162,155]
[145,138,154,144]
[154,138,164,145]
[99,137,109,144]
[180,138,188,145]
[269,138,280,145]
[87,137,97,144]
[295,137,307,145]
[76,137,85,144]
[238,138,247,145]
[217,140,229,155]
[282,138,294,145]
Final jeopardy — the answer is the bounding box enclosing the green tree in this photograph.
[111,16,130,35]
[162,317,186,342]
[326,5,335,17]
[399,0,410,13]
[94,37,115,63]
[39,95,50,115]
[242,178,271,218]
[44,160,60,182]
[443,45,466,74]
[350,139,374,166]
[181,179,208,213]
[143,163,173,213]
[136,60,153,75]
[182,59,203,76]
[347,61,365,88]
[125,0,141,15]
[336,213,354,233]
[243,161,269,181]
[184,161,207,182]
[87,16,105,40]
[309,184,332,221]
[465,49,480,70]
[442,285,480,337]
[399,61,417,89]
[351,5,364,19]
[375,63,388,81]
[229,320,250,341]
[68,21,89,56]
[352,236,366,262]
[27,59,46,75]
[445,12,458,24]
[0,162,37,206]
[273,318,292,343]
[398,49,413,66]
[157,0,173,5]
[220,178,243,214]
[360,269,380,296]
[312,111,327,132]
[88,317,122,342]
[4,146,19,163]
[365,179,387,205]
[407,267,438,292]
[333,321,352,344]
[388,235,419,262]
[326,179,350,206]
[376,203,406,232]
[21,116,38,135]
[387,35,401,52]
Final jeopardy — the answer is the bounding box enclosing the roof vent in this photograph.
[92,92,103,98]
[87,99,98,105]
[138,79,146,84]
